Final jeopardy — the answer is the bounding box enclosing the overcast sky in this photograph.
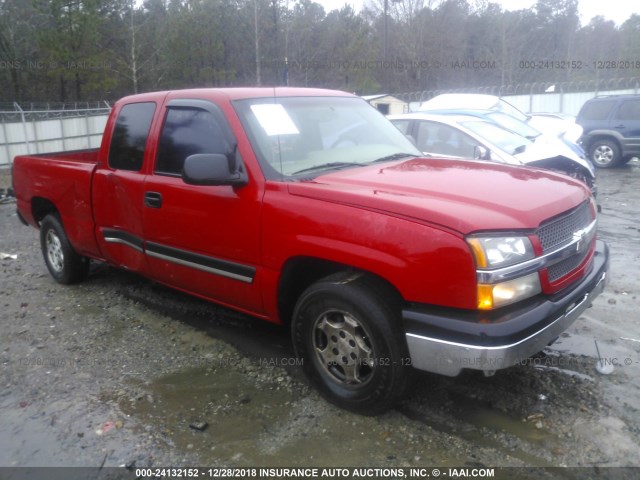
[314,0,637,26]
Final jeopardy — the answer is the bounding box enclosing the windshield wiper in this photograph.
[291,153,416,175]
[292,162,365,175]
[370,153,417,163]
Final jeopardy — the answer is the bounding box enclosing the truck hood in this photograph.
[288,157,589,234]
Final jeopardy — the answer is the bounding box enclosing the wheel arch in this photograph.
[31,197,59,226]
[583,132,622,151]
[277,256,403,329]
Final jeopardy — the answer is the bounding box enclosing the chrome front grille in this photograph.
[547,248,591,282]
[536,201,595,283]
[537,202,593,253]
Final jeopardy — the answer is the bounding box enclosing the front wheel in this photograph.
[292,272,410,415]
[40,214,89,284]
[589,139,621,168]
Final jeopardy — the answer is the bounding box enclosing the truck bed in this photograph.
[16,149,101,164]
[13,148,101,257]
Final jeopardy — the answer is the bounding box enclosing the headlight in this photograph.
[477,272,542,310]
[467,236,535,269]
[467,235,541,310]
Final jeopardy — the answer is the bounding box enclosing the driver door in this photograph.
[142,99,264,314]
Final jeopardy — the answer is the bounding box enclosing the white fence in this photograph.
[0,104,110,167]
[406,87,640,115]
[2,84,640,167]
[501,88,640,117]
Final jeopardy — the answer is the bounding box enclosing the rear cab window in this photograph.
[108,102,156,171]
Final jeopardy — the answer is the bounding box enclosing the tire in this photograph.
[589,139,621,168]
[40,214,89,284]
[292,272,410,415]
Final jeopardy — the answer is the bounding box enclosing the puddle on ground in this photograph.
[109,365,301,463]
[549,330,640,377]
[400,404,555,467]
[450,398,551,443]
[405,384,552,441]
[104,366,484,466]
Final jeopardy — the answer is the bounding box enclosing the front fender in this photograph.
[262,188,477,311]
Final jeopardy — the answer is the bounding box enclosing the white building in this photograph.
[362,94,409,115]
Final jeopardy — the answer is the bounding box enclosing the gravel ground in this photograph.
[1,165,639,476]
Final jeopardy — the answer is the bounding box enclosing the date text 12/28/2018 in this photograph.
[519,59,640,70]
[133,467,496,478]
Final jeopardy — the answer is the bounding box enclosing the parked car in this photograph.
[576,94,640,168]
[420,108,590,162]
[388,113,596,194]
[418,94,583,144]
[12,88,608,414]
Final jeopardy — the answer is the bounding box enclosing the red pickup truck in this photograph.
[12,88,609,414]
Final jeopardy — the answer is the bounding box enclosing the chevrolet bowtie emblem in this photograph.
[573,228,588,253]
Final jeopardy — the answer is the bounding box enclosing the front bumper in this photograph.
[403,240,609,376]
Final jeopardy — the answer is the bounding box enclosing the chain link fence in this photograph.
[0,102,111,167]
[394,77,640,115]
[3,77,640,167]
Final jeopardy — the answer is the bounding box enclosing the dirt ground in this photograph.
[1,164,639,476]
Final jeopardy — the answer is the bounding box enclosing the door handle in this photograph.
[144,191,163,208]
[614,124,626,129]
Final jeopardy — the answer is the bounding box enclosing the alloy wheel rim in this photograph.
[312,309,375,386]
[593,145,614,165]
[46,229,64,272]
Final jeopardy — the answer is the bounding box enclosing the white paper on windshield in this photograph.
[250,104,299,136]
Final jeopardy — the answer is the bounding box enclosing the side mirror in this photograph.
[182,153,248,186]
[473,145,489,160]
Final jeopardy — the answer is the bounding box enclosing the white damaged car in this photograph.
[389,112,596,195]
[418,93,583,145]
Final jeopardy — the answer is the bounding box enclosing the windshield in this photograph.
[495,98,528,122]
[421,95,530,123]
[486,112,540,138]
[234,96,420,179]
[461,120,531,155]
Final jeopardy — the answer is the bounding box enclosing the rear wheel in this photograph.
[40,214,89,284]
[292,272,410,415]
[589,139,621,168]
